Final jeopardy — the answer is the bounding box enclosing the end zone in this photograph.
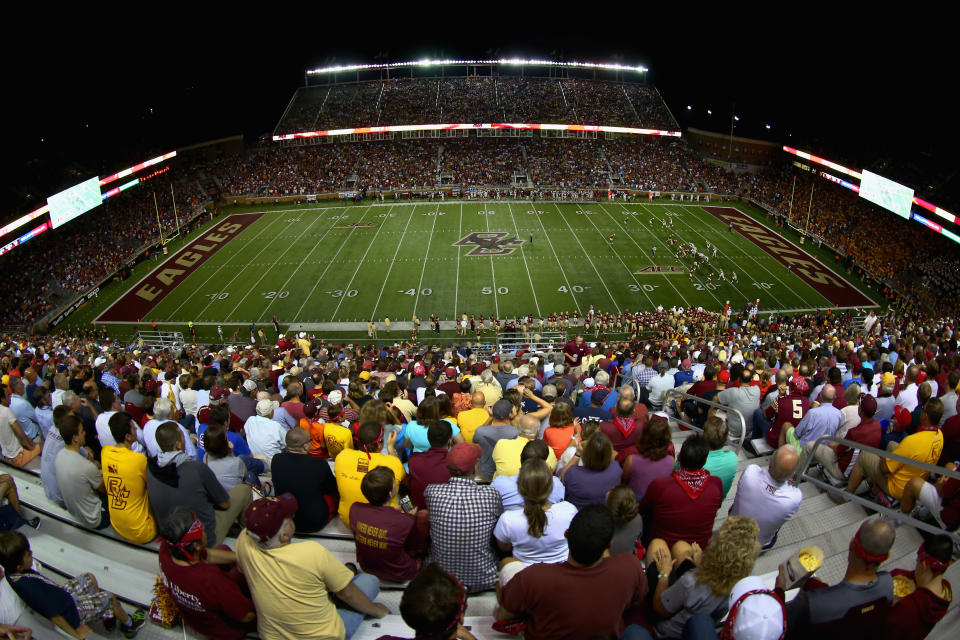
[702,206,876,308]
[95,213,263,323]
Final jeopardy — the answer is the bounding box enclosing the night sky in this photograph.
[3,15,956,214]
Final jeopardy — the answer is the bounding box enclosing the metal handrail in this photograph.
[796,433,960,543]
[663,389,746,454]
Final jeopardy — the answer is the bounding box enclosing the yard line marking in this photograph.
[551,204,620,311]
[482,205,500,318]
[189,210,329,322]
[531,205,581,313]
[164,213,286,321]
[328,205,396,322]
[369,204,420,322]
[506,202,541,317]
[227,207,347,321]
[414,205,441,317]
[453,202,462,318]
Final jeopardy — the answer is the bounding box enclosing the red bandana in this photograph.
[674,468,711,500]
[614,416,637,440]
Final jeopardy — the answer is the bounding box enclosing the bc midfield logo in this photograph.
[454,232,524,256]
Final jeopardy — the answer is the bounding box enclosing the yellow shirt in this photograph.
[236,534,354,640]
[478,383,502,409]
[457,408,490,444]
[491,436,558,479]
[887,429,943,498]
[323,423,354,460]
[101,446,156,544]
[334,450,406,525]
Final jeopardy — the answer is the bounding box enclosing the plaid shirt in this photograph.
[634,366,655,388]
[424,476,503,592]
[100,370,121,395]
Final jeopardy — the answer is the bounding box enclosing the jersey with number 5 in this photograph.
[767,394,810,447]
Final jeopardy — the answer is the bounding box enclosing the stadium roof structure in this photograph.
[306,58,649,75]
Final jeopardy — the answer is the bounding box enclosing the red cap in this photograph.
[718,370,731,383]
[894,405,912,430]
[445,366,457,378]
[492,356,501,363]
[144,379,159,394]
[413,363,426,376]
[244,494,298,542]
[209,386,228,401]
[446,443,482,474]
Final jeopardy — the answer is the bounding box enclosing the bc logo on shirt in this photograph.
[108,478,130,509]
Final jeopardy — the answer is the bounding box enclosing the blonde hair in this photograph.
[694,516,761,595]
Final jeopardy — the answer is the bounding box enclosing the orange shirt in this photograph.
[299,418,327,458]
[543,425,576,460]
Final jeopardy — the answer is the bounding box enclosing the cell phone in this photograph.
[398,495,414,513]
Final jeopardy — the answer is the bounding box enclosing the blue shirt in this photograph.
[793,403,843,447]
[674,370,694,386]
[401,418,460,454]
[8,570,81,628]
[578,389,618,412]
[10,394,39,440]
[196,423,251,462]
[492,474,565,510]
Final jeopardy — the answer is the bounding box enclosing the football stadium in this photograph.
[0,52,958,640]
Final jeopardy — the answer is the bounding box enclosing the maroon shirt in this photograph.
[765,393,810,448]
[939,414,960,466]
[689,380,717,398]
[882,569,951,640]
[281,400,306,422]
[349,502,424,582]
[638,474,723,549]
[158,544,254,640]
[563,340,590,368]
[600,418,642,464]
[408,447,451,509]
[836,418,882,472]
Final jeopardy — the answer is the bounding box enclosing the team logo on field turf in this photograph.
[454,232,524,256]
[634,266,687,275]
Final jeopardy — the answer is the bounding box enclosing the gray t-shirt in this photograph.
[609,514,644,556]
[146,458,229,542]
[786,573,893,629]
[205,455,247,492]
[655,570,728,639]
[55,448,103,527]
[717,386,761,437]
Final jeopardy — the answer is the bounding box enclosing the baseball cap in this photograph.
[413,363,426,376]
[583,377,596,389]
[725,576,785,640]
[445,366,457,378]
[894,405,912,430]
[244,494,298,543]
[718,369,731,384]
[592,388,611,404]
[881,372,896,387]
[858,394,877,418]
[491,398,514,420]
[358,371,371,381]
[681,358,691,369]
[446,443,482,474]
[303,400,319,419]
[256,399,279,417]
[93,357,106,367]
[243,379,259,393]
[144,379,159,394]
[209,386,228,401]
[327,389,343,405]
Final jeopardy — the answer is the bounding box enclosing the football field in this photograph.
[94,200,876,330]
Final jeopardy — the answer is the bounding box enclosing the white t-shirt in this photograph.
[243,415,288,460]
[97,411,147,455]
[0,576,25,625]
[143,419,198,459]
[493,500,577,565]
[728,465,803,546]
[896,383,920,413]
[0,404,23,459]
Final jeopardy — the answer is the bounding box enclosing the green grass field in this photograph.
[87,200,875,339]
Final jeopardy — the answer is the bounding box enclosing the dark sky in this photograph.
[3,14,957,212]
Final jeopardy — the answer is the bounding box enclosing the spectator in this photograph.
[647,516,761,639]
[473,399,519,480]
[580,370,617,412]
[0,386,40,468]
[298,399,328,457]
[0,530,146,638]
[424,443,502,592]
[334,422,406,525]
[897,365,922,413]
[777,519,894,631]
[321,391,356,459]
[493,459,577,588]
[55,414,108,530]
[491,439,565,511]
[0,474,39,530]
[647,362,676,411]
[407,420,453,510]
[805,393,881,487]
[600,396,645,463]
[607,485,643,556]
[399,395,464,454]
[701,416,738,498]
[272,427,339,532]
[717,369,761,439]
[492,415,557,479]
[898,460,960,529]
[40,406,73,507]
[236,494,389,639]
[101,411,156,544]
[146,422,251,547]
[706,576,786,640]
[573,386,613,423]
[638,435,723,549]
[621,415,675,498]
[499,504,648,639]
[349,466,426,583]
[883,535,953,640]
[243,398,288,461]
[542,401,578,460]
[6,378,40,443]
[229,378,259,423]
[762,378,810,449]
[561,432,622,509]
[157,507,256,639]
[939,370,959,425]
[386,563,472,640]
[788,384,843,448]
[729,445,803,547]
[455,391,489,444]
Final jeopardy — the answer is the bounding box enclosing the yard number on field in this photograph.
[327,290,358,298]
[558,285,590,293]
[482,287,510,295]
[628,284,659,292]
[398,288,432,296]
[205,292,229,300]
[261,291,289,299]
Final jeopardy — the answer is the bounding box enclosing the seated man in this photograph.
[846,398,944,506]
[157,507,256,639]
[0,530,145,638]
[729,445,803,548]
[146,422,251,547]
[491,439,565,510]
[492,415,557,479]
[777,519,894,631]
[473,399,519,480]
[408,421,453,510]
[788,385,842,449]
[638,435,723,549]
[499,504,648,639]
[237,494,389,639]
[455,391,490,445]
[424,443,503,593]
[243,399,288,461]
[349,466,426,583]
[804,394,881,486]
[716,369,760,439]
[765,379,810,449]
[101,412,156,544]
[386,564,473,640]
[701,416,737,498]
[334,422,406,525]
[0,386,40,468]
[272,427,339,532]
[599,397,644,463]
[883,535,953,640]
[898,461,960,529]
[55,415,109,530]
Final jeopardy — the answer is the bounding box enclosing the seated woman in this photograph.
[561,433,622,510]
[646,516,761,639]
[543,402,578,460]
[620,416,674,499]
[607,485,643,556]
[494,459,578,588]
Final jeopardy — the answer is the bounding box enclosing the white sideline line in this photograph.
[414,205,441,317]
[506,202,541,317]
[551,203,620,311]
[291,207,376,320]
[482,206,500,318]
[453,202,462,318]
[329,205,395,321]
[530,206,581,313]
[370,205,421,322]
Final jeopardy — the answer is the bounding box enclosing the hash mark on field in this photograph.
[507,202,541,317]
